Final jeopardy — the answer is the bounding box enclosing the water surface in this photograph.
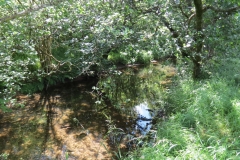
[0,64,175,159]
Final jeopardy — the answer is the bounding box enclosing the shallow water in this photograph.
[0,64,175,159]
[134,102,153,135]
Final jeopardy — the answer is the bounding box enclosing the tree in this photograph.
[191,0,240,78]
[148,0,240,79]
[0,0,239,111]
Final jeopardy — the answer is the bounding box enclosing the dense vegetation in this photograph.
[1,0,240,159]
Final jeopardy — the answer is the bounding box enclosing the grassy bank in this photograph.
[125,57,240,159]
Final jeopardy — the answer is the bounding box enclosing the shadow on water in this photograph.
[95,64,175,150]
[0,64,175,159]
[0,77,112,160]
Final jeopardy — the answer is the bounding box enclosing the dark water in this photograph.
[0,64,175,159]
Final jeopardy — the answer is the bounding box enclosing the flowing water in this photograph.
[0,64,175,159]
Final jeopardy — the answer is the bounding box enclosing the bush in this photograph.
[108,51,129,65]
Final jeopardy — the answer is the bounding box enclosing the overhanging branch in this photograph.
[178,4,190,18]
[203,5,240,13]
[187,5,240,25]
[0,0,64,24]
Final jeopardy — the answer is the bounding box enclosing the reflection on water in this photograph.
[97,64,175,143]
[134,102,153,135]
[0,64,175,159]
[0,78,111,159]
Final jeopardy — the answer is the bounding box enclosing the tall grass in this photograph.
[125,57,240,160]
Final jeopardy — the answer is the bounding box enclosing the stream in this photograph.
[0,64,175,159]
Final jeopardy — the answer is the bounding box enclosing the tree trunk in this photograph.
[35,35,53,89]
[193,0,203,79]
[35,35,53,74]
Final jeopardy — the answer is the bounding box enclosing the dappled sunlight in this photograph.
[0,64,174,159]
[0,83,112,159]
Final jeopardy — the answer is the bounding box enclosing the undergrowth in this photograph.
[125,57,240,160]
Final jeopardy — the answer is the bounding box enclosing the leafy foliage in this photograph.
[0,1,240,159]
[0,0,239,110]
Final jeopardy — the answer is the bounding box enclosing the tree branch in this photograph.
[0,0,64,24]
[187,13,195,26]
[203,5,240,13]
[178,4,189,18]
[158,13,189,57]
[187,5,240,25]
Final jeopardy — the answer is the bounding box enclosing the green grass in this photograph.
[125,57,240,160]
